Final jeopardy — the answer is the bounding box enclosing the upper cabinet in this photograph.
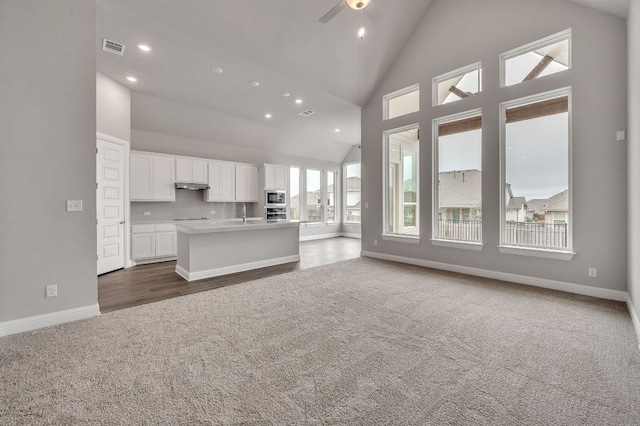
[176,157,208,184]
[265,164,288,190]
[236,164,259,202]
[207,160,236,202]
[130,152,175,202]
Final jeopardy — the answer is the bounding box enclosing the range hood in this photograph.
[175,182,210,190]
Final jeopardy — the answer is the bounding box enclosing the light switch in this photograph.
[616,131,626,141]
[66,200,83,212]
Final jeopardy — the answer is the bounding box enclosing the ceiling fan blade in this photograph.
[319,0,347,24]
[365,0,383,26]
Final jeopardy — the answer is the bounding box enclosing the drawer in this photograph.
[156,223,176,232]
[132,224,156,234]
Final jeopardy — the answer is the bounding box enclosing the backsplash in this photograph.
[131,190,258,222]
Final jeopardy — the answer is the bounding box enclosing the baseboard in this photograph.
[361,251,627,302]
[300,233,341,242]
[176,254,301,281]
[627,295,640,349]
[0,303,100,338]
[341,233,362,239]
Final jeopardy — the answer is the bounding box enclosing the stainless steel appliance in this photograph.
[265,189,286,207]
[265,207,287,222]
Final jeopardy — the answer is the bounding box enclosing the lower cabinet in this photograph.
[131,223,177,262]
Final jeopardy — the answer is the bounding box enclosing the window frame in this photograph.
[432,62,482,107]
[383,84,420,121]
[500,29,572,88]
[343,162,361,224]
[498,86,574,260]
[289,165,301,221]
[305,168,324,225]
[326,169,339,224]
[431,108,484,251]
[382,123,420,242]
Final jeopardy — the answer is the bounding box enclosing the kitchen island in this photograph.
[175,220,300,281]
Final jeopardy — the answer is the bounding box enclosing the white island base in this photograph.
[175,221,300,281]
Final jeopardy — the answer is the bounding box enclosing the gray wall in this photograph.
[629,0,640,316]
[361,0,628,291]
[97,72,131,141]
[0,0,97,322]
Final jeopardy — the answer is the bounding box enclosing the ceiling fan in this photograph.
[319,0,383,26]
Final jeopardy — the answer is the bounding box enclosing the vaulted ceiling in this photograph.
[96,0,628,163]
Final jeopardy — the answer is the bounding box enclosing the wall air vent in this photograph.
[102,39,125,56]
[298,110,315,117]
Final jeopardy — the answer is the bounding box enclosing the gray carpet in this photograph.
[1,257,639,425]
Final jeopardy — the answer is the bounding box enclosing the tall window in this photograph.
[344,162,361,223]
[306,169,322,224]
[433,62,482,106]
[433,110,482,243]
[501,88,571,252]
[289,166,300,220]
[326,171,337,223]
[384,125,419,236]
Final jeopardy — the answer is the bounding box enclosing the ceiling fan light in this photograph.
[346,0,371,10]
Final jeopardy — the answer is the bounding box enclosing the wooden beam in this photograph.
[506,96,568,124]
[449,85,470,99]
[438,116,482,137]
[522,55,554,82]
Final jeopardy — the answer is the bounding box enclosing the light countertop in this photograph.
[175,219,300,234]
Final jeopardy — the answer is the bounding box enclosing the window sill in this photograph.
[343,221,362,225]
[381,234,421,244]
[497,245,575,261]
[431,239,484,251]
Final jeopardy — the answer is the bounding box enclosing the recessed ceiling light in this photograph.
[265,113,272,119]
[335,128,341,133]
[249,81,260,87]
[137,44,152,52]
[126,76,138,82]
[280,92,291,97]
[295,99,303,104]
[210,67,224,74]
[358,27,366,39]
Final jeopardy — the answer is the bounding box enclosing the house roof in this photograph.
[346,176,361,191]
[545,189,569,212]
[438,169,482,208]
[526,199,548,214]
[507,197,527,210]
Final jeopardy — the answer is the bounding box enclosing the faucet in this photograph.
[242,203,247,224]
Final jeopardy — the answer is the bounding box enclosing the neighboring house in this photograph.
[438,169,482,221]
[505,184,527,222]
[525,190,569,224]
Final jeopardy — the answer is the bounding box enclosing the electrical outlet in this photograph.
[66,200,83,212]
[365,202,369,209]
[46,285,57,298]
[143,211,151,216]
[374,239,378,246]
[588,268,598,278]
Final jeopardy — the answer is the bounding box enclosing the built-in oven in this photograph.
[265,207,287,222]
[265,190,286,207]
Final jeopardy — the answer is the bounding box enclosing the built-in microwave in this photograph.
[265,190,286,206]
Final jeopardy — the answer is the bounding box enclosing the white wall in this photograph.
[628,0,640,322]
[97,72,131,141]
[361,0,628,291]
[0,0,97,323]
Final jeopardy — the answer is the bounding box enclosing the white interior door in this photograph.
[97,139,125,275]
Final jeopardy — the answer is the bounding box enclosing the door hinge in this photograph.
[96,182,98,190]
[96,148,98,154]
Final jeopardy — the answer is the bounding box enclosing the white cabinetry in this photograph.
[236,164,259,202]
[265,164,288,190]
[130,152,175,201]
[176,157,208,184]
[207,161,236,202]
[131,223,177,262]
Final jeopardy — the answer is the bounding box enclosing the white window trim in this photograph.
[430,239,484,251]
[499,28,572,88]
[498,86,574,257]
[326,169,340,224]
[432,108,483,246]
[432,61,482,107]
[382,123,420,238]
[383,83,419,121]
[343,162,361,224]
[382,234,421,244]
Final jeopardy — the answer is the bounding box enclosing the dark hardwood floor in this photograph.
[98,237,361,313]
